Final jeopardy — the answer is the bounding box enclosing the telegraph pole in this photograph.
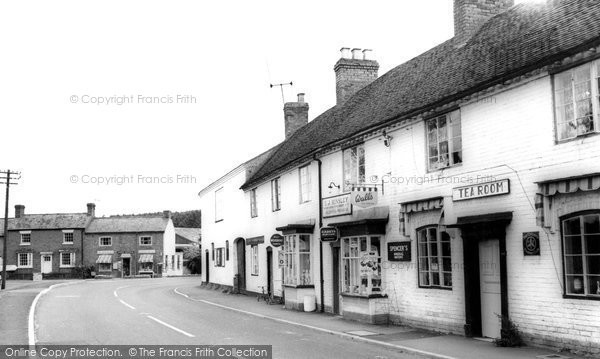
[0,170,20,290]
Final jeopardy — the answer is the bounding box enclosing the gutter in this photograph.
[313,154,325,313]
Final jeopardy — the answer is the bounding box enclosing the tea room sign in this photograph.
[452,179,510,201]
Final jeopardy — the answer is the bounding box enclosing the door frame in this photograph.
[266,246,273,294]
[331,242,341,315]
[450,212,511,338]
[40,253,53,274]
[235,237,246,292]
[205,249,210,283]
[121,257,131,278]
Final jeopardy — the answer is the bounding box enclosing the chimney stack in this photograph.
[283,93,309,139]
[87,203,96,217]
[14,205,24,218]
[454,0,514,47]
[163,210,172,219]
[334,47,379,106]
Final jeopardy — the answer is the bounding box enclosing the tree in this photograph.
[183,246,202,274]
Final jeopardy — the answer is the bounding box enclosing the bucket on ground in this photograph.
[303,295,316,312]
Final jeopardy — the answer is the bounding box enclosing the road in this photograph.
[35,277,421,359]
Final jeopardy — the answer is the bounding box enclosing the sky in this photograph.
[0,0,532,217]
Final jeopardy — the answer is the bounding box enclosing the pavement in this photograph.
[0,277,592,359]
[0,279,67,345]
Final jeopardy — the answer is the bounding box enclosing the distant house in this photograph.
[84,211,180,277]
[175,227,201,275]
[2,204,94,279]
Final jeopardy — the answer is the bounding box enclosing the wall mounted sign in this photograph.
[278,251,286,267]
[270,234,284,247]
[320,227,339,242]
[351,186,379,209]
[523,232,540,256]
[452,179,510,201]
[246,236,265,246]
[388,241,411,262]
[322,193,352,218]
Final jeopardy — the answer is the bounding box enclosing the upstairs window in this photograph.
[139,236,152,246]
[299,165,311,203]
[426,110,462,171]
[99,237,112,246]
[343,145,365,191]
[63,231,74,244]
[215,187,224,222]
[271,178,281,211]
[562,213,600,298]
[250,188,258,218]
[20,232,31,245]
[554,62,599,141]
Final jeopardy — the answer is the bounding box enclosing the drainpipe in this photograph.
[314,154,324,313]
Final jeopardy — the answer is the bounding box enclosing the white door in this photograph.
[479,239,501,338]
[41,255,52,274]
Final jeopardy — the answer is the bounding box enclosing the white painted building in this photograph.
[201,0,600,354]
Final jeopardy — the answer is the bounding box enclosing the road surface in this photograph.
[35,277,421,359]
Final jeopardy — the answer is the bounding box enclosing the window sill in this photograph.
[555,131,599,144]
[17,266,33,269]
[426,162,463,174]
[62,242,74,245]
[60,266,75,269]
[20,243,31,246]
[283,284,314,289]
[340,292,387,299]
[563,294,600,301]
[215,219,224,223]
[418,285,453,291]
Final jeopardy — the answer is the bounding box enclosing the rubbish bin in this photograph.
[303,295,316,312]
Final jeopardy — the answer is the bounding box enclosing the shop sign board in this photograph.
[270,234,284,247]
[452,179,510,201]
[388,241,411,262]
[320,227,339,242]
[351,187,378,209]
[322,193,352,218]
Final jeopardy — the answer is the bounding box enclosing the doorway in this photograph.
[205,250,210,283]
[266,247,273,295]
[456,212,511,339]
[122,257,131,277]
[331,243,340,314]
[41,254,52,274]
[235,238,246,292]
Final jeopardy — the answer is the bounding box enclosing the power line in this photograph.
[1,169,21,290]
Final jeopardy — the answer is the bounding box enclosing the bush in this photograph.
[494,315,523,347]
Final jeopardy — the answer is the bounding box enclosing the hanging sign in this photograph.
[452,179,510,201]
[351,186,378,208]
[270,234,284,247]
[388,241,411,262]
[322,193,352,218]
[523,232,540,256]
[320,227,339,242]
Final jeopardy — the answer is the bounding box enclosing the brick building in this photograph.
[1,204,93,279]
[84,211,179,277]
[199,0,600,354]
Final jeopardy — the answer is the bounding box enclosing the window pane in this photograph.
[565,256,583,275]
[443,257,452,272]
[583,215,600,234]
[443,273,452,287]
[564,217,581,235]
[587,275,600,296]
[588,255,600,275]
[420,272,430,286]
[566,275,585,295]
[586,235,600,255]
[564,236,582,254]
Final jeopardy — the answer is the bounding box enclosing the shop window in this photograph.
[283,234,312,286]
[271,178,281,211]
[17,253,32,268]
[426,110,462,171]
[299,165,311,203]
[250,245,259,275]
[562,213,600,297]
[554,61,599,141]
[215,187,224,222]
[139,261,153,272]
[341,236,381,295]
[98,262,111,272]
[215,248,225,267]
[250,188,258,217]
[417,227,452,289]
[343,145,365,191]
[60,252,75,268]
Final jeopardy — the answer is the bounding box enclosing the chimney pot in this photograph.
[340,47,351,59]
[351,48,362,59]
[87,203,96,217]
[297,93,305,103]
[163,210,172,219]
[283,94,309,139]
[14,205,25,218]
[334,47,379,105]
[362,49,373,60]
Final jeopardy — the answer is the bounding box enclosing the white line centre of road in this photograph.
[146,315,195,338]
[119,299,136,310]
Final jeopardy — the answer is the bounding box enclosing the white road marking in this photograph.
[173,287,457,359]
[119,299,136,310]
[146,315,195,338]
[28,281,83,346]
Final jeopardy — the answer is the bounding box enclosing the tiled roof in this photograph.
[87,215,168,233]
[242,0,600,189]
[7,213,90,230]
[175,227,201,245]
